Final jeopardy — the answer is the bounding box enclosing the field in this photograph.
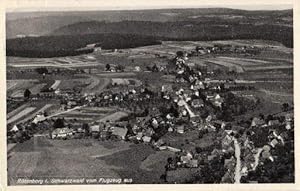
[99,144,167,183]
[7,136,168,184]
[7,56,100,70]
[7,107,36,125]
[7,79,43,98]
[7,102,56,126]
[8,137,135,185]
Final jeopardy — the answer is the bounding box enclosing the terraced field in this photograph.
[7,55,101,70]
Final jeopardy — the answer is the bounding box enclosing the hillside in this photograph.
[6,8,292,39]
[6,34,161,58]
[51,20,293,48]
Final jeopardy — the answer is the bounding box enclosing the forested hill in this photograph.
[6,8,292,39]
[6,34,162,58]
[51,21,293,48]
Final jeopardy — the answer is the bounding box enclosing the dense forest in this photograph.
[51,21,293,48]
[6,21,293,58]
[6,33,162,58]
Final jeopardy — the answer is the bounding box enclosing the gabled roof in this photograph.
[251,117,265,127]
[52,127,73,135]
[112,127,128,138]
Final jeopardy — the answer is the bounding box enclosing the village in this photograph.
[7,41,294,184]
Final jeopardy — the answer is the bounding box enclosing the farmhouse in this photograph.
[51,128,73,139]
[111,127,128,140]
[251,117,265,127]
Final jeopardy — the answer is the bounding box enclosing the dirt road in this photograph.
[233,138,241,184]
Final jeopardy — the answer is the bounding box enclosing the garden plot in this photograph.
[111,78,130,86]
[18,104,53,124]
[9,83,46,98]
[96,72,136,78]
[217,56,270,65]
[98,111,129,123]
[7,81,18,90]
[7,107,36,124]
[7,103,29,119]
[7,56,99,70]
[188,57,209,67]
[8,80,45,98]
[50,80,61,90]
[206,58,244,73]
[57,79,89,90]
[53,107,116,123]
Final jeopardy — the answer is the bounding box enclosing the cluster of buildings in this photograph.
[7,44,293,183]
[192,44,261,56]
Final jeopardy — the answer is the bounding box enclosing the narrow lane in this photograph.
[233,138,241,184]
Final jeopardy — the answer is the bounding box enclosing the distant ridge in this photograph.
[6,8,292,39]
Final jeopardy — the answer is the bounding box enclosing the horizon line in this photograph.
[6,4,293,13]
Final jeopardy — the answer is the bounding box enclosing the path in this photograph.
[233,137,241,184]
[33,105,86,123]
[252,148,263,171]
[259,89,293,97]
[81,74,110,93]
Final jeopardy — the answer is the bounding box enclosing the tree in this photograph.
[282,103,290,112]
[53,118,64,129]
[105,64,111,71]
[152,64,159,72]
[116,64,125,72]
[35,67,48,75]
[24,89,31,99]
[176,51,184,57]
[82,123,90,137]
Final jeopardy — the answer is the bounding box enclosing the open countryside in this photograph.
[7,7,294,185]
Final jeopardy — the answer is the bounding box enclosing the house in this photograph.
[262,150,271,160]
[51,128,73,139]
[180,156,191,164]
[285,114,293,122]
[10,125,19,132]
[90,125,100,133]
[67,101,77,108]
[222,134,233,147]
[142,136,152,143]
[224,156,235,169]
[251,117,265,127]
[270,139,279,148]
[268,120,280,126]
[207,155,216,161]
[136,132,143,140]
[186,159,198,168]
[211,148,223,156]
[111,127,128,140]
[286,122,292,130]
[134,66,141,72]
[90,125,100,137]
[212,120,227,129]
[153,139,165,147]
[176,125,185,134]
[144,128,154,137]
[191,99,204,108]
[263,145,271,152]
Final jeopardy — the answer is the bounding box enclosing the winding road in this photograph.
[233,138,241,184]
